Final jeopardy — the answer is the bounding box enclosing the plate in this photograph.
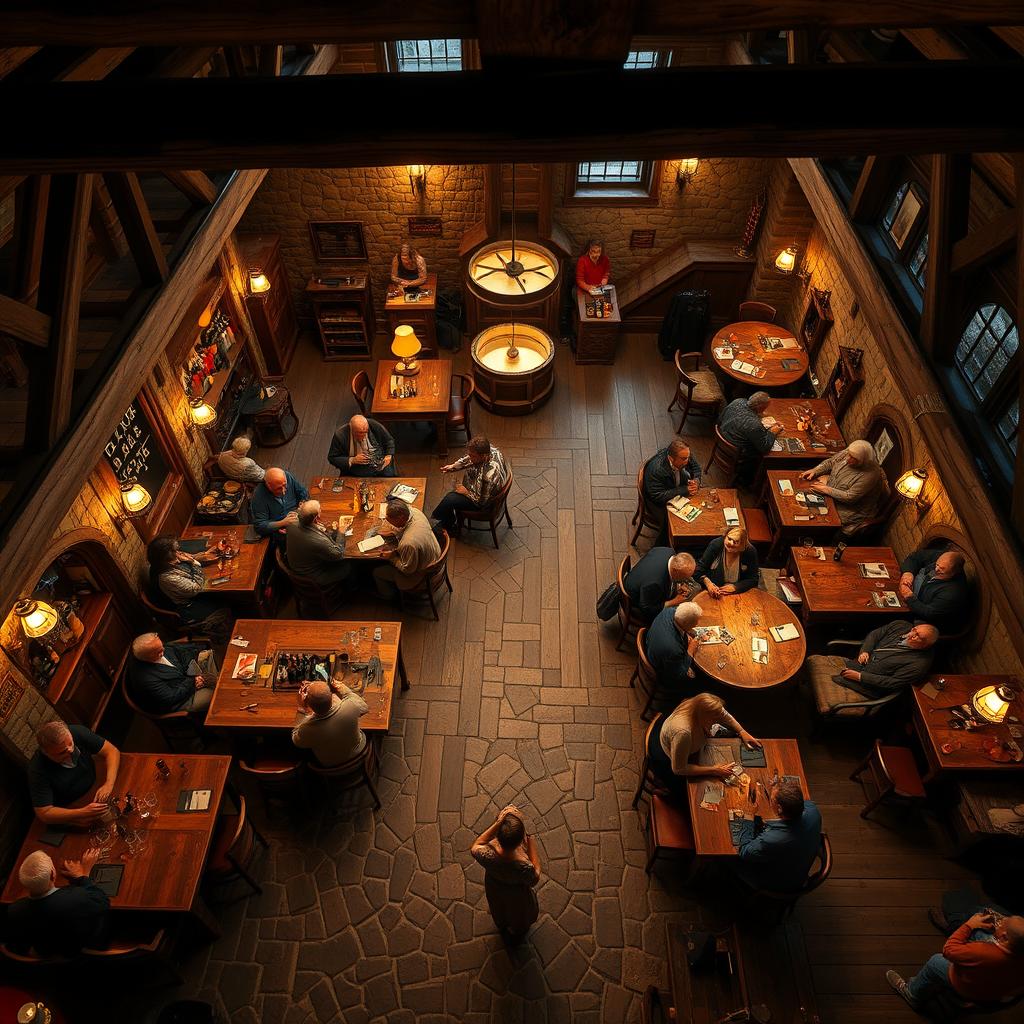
[223,481,241,494]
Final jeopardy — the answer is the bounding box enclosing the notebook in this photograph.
[723,507,740,526]
[358,535,386,553]
[177,788,212,812]
[769,622,800,642]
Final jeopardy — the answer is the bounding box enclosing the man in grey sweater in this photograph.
[284,500,352,587]
[799,439,889,536]
[292,679,368,767]
[372,499,442,599]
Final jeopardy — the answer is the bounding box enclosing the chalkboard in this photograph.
[103,399,170,498]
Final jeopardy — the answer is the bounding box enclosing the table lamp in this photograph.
[391,325,421,376]
[972,683,1017,724]
[13,599,59,640]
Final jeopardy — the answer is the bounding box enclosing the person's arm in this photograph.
[737,824,778,863]
[295,479,309,504]
[900,549,933,577]
[162,565,205,603]
[525,834,542,880]
[731,546,760,595]
[646,463,687,506]
[410,255,428,289]
[34,801,108,825]
[389,255,402,286]
[817,467,875,504]
[693,539,720,590]
[800,453,836,481]
[687,454,702,484]
[250,492,278,537]
[375,422,396,457]
[905,579,961,621]
[943,918,997,966]
[751,420,778,454]
[327,430,352,472]
[92,740,120,802]
[859,623,886,658]
[599,255,610,287]
[859,652,932,692]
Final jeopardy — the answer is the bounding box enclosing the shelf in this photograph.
[45,592,111,706]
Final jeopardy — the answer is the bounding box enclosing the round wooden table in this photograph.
[711,320,809,388]
[691,588,806,689]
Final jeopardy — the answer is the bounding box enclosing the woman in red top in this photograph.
[576,239,610,295]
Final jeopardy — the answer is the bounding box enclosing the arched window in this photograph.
[955,304,1018,402]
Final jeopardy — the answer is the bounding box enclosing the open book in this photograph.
[859,562,890,578]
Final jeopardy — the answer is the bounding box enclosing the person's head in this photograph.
[496,812,525,851]
[668,552,696,583]
[723,526,749,553]
[845,439,875,468]
[688,692,726,729]
[385,500,411,529]
[667,438,691,470]
[934,550,966,579]
[297,500,320,528]
[672,601,702,634]
[747,392,771,413]
[349,414,369,441]
[264,467,287,496]
[466,436,491,465]
[771,778,805,821]
[585,239,604,263]
[230,436,252,457]
[36,720,74,765]
[131,632,165,663]
[995,915,1024,953]
[304,680,333,716]
[399,242,419,266]
[903,623,940,649]
[146,533,179,570]
[18,851,56,897]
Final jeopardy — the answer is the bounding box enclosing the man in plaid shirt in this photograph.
[432,435,510,531]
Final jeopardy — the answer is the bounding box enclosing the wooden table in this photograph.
[686,738,809,856]
[763,469,842,562]
[710,321,809,389]
[691,589,806,690]
[206,619,408,733]
[788,545,908,625]
[761,397,846,468]
[308,475,427,559]
[572,285,621,365]
[667,488,744,552]
[181,523,270,613]
[2,753,230,916]
[371,359,452,455]
[385,272,438,357]
[911,674,1024,782]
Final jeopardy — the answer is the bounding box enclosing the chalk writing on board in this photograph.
[103,399,169,496]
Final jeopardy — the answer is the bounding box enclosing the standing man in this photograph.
[250,467,309,547]
[576,239,611,296]
[372,499,442,600]
[284,500,352,587]
[642,438,702,544]
[328,414,396,477]
[292,679,369,768]
[432,436,510,532]
[717,392,784,485]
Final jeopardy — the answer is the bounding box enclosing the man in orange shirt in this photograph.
[887,901,1024,1011]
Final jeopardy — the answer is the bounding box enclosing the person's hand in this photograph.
[62,848,101,879]
[94,784,113,803]
[705,580,722,599]
[810,482,828,495]
[330,521,338,532]
[194,675,206,689]
[454,484,470,497]
[687,635,701,656]
[966,912,995,932]
[499,804,521,822]
[770,423,784,435]
[898,582,913,600]
[352,452,370,465]
[687,479,699,496]
[900,572,914,587]
[857,652,870,665]
[600,277,609,287]
[719,584,737,595]
[840,668,861,683]
[798,470,815,481]
[440,463,455,473]
[283,510,298,525]
[76,801,109,824]
[740,732,762,751]
[381,455,393,469]
[710,762,738,780]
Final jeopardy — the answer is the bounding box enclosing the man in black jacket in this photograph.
[642,439,702,544]
[624,548,697,623]
[328,415,396,477]
[127,633,215,718]
[898,548,969,633]
[6,848,109,956]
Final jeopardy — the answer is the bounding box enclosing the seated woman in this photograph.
[647,692,761,796]
[390,242,428,291]
[146,534,230,644]
[694,525,759,599]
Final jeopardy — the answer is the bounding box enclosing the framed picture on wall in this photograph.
[887,184,925,252]
[874,428,894,465]
[308,221,368,263]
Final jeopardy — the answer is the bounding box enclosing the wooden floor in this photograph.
[155,331,1015,1024]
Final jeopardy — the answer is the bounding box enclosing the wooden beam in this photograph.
[0,292,50,348]
[0,47,40,78]
[847,156,893,221]
[1,63,1022,172]
[822,31,874,63]
[787,30,813,63]
[484,165,502,237]
[1013,154,1024,539]
[163,170,219,204]
[219,235,268,378]
[900,28,971,60]
[102,172,169,283]
[88,176,128,262]
[257,45,283,76]
[54,47,136,82]
[992,26,1024,56]
[13,175,50,305]
[950,211,1017,276]
[790,154,1024,663]
[151,46,219,78]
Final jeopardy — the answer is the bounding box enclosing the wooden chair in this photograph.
[850,739,926,819]
[745,833,832,919]
[841,489,900,545]
[667,351,724,432]
[351,370,373,415]
[454,470,514,549]
[238,757,308,815]
[628,628,679,721]
[630,460,662,548]
[398,529,453,620]
[644,793,695,875]
[632,713,670,811]
[307,739,382,812]
[616,554,646,652]
[204,793,268,898]
[138,586,211,644]
[738,300,777,323]
[274,548,347,618]
[705,426,740,484]
[251,385,299,448]
[119,664,206,752]
[82,926,181,985]
[446,373,475,442]
[0,943,70,968]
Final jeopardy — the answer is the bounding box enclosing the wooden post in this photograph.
[13,174,49,305]
[847,156,893,222]
[103,171,169,284]
[220,234,268,378]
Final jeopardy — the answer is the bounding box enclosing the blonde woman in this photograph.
[694,526,759,599]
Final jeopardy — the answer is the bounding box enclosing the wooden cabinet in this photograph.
[572,286,622,364]
[238,233,299,376]
[385,273,438,358]
[306,275,376,360]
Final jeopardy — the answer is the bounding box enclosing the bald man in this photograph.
[250,467,309,548]
[292,678,368,768]
[799,439,889,536]
[284,500,352,586]
[328,415,396,477]
[898,547,970,632]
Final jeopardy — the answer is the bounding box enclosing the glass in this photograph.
[801,537,814,549]
[749,611,761,628]
[716,656,727,671]
[430,378,440,398]
[709,488,719,505]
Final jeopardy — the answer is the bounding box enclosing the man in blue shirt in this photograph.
[734,778,822,892]
[250,467,309,548]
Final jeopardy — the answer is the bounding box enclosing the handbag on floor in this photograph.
[596,582,620,621]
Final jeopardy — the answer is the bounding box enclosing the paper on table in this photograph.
[232,653,258,679]
[188,789,211,812]
[713,346,734,360]
[762,416,778,427]
[730,359,757,376]
[357,535,386,553]
[771,440,784,452]
[229,637,249,647]
[769,622,800,642]
[752,637,769,665]
[778,479,794,496]
[723,507,740,526]
[667,495,691,512]
[919,682,939,699]
[859,562,890,578]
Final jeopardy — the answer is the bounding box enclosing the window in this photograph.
[998,399,1019,456]
[391,39,462,72]
[908,233,928,290]
[955,304,1018,402]
[881,181,910,231]
[878,180,928,293]
[577,161,646,187]
[623,49,671,69]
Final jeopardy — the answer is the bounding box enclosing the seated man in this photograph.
[28,720,120,826]
[292,679,369,768]
[898,548,970,633]
[327,414,396,478]
[805,620,939,717]
[717,391,784,485]
[733,778,822,893]
[250,467,309,547]
[6,849,109,956]
[642,438,702,544]
[372,499,441,600]
[644,601,703,693]
[284,500,352,587]
[623,548,697,624]
[432,435,510,532]
[217,435,265,484]
[127,633,215,718]
[888,900,1024,1011]
[798,439,889,538]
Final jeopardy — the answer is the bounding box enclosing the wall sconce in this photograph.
[391,324,421,376]
[13,598,59,641]
[675,158,699,191]
[408,165,427,196]
[188,397,218,430]
[972,683,1017,724]
[796,257,812,285]
[774,246,798,275]
[248,266,270,295]
[198,307,213,329]
[895,467,931,512]
[120,478,153,519]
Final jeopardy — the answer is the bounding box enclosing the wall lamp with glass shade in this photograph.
[12,598,59,641]
[120,477,153,519]
[675,158,699,191]
[408,165,427,195]
[895,467,931,512]
[774,246,798,275]
[188,397,218,431]
[391,324,422,376]
[972,683,1017,724]
[248,265,270,295]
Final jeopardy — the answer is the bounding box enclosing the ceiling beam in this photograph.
[950,211,1017,275]
[0,47,40,78]
[992,26,1024,56]
[900,27,971,60]
[102,172,169,283]
[54,47,136,82]
[163,169,219,204]
[1,64,1022,172]
[0,292,51,348]
[150,46,220,78]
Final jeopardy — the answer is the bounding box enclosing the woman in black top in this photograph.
[694,526,759,598]
[390,242,427,290]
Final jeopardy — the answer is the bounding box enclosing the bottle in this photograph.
[833,541,847,562]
